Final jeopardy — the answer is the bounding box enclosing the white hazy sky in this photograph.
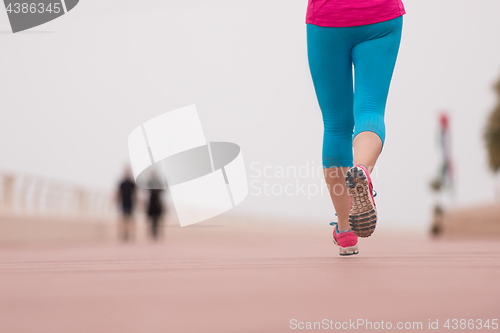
[1,0,500,231]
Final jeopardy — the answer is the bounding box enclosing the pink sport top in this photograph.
[306,0,406,27]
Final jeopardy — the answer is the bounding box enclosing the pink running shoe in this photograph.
[332,222,359,256]
[345,164,377,238]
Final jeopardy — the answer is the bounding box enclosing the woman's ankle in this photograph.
[337,221,351,232]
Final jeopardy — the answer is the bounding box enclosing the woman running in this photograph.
[306,0,405,255]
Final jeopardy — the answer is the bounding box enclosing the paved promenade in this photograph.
[0,218,499,332]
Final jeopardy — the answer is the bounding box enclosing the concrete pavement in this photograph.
[0,218,499,332]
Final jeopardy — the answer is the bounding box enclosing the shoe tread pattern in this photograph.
[346,167,377,238]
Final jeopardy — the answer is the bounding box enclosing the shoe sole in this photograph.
[332,238,359,256]
[346,166,377,238]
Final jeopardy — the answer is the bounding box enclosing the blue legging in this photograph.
[307,16,403,168]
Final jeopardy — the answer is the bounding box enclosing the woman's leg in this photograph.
[353,132,382,174]
[344,17,403,237]
[307,24,355,231]
[323,167,351,231]
[351,17,403,173]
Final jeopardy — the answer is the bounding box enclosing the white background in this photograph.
[1,0,500,231]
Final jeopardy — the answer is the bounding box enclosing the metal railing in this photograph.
[0,170,115,222]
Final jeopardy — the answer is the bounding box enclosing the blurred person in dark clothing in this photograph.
[116,167,136,241]
[147,172,166,240]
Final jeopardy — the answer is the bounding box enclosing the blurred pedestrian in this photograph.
[146,172,166,240]
[116,166,136,241]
